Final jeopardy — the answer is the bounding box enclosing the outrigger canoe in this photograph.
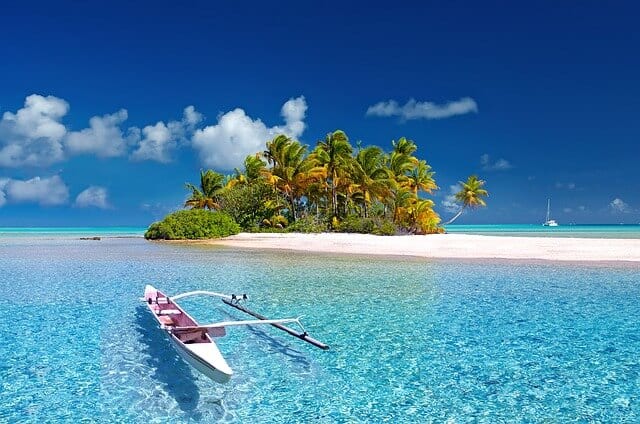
[143,285,328,384]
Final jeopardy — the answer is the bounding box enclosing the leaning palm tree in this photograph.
[444,175,488,224]
[184,169,225,210]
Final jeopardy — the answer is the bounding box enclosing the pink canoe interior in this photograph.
[144,288,224,344]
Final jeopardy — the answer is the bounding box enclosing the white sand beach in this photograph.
[204,233,640,262]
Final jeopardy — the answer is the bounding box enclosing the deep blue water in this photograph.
[1,236,639,422]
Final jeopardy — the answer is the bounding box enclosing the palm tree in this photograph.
[445,175,488,224]
[405,159,437,195]
[386,138,419,188]
[226,154,267,188]
[351,146,391,217]
[185,169,225,210]
[244,154,266,182]
[263,135,323,220]
[392,137,417,157]
[310,130,353,217]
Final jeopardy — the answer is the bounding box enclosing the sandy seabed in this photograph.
[188,233,640,263]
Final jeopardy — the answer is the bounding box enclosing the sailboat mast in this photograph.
[546,199,551,222]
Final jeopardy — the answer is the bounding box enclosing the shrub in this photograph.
[336,215,375,233]
[218,182,285,231]
[262,214,289,229]
[287,216,328,233]
[335,215,397,235]
[145,209,241,240]
[372,220,397,236]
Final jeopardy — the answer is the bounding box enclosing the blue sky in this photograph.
[1,0,638,225]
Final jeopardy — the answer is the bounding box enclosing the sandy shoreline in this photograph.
[179,232,640,262]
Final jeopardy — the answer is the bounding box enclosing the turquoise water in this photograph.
[445,224,640,238]
[0,227,146,237]
[1,236,639,422]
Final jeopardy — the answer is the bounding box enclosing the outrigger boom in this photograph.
[222,298,330,351]
[174,317,305,331]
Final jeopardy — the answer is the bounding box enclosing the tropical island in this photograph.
[145,130,487,240]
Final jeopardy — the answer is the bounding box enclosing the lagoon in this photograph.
[1,235,639,422]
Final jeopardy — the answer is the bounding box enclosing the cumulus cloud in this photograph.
[609,198,631,213]
[480,153,512,171]
[2,175,69,206]
[130,106,203,163]
[65,109,129,157]
[1,93,305,169]
[366,97,478,120]
[442,185,460,213]
[0,94,69,167]
[75,186,110,208]
[192,96,307,170]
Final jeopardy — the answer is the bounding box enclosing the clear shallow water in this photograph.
[0,227,146,238]
[1,237,639,423]
[445,224,640,238]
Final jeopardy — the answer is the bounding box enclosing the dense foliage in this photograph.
[145,209,240,240]
[179,130,488,235]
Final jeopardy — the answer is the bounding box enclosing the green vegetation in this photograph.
[147,129,488,239]
[145,209,240,240]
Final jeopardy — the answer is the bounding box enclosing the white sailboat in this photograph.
[543,198,558,227]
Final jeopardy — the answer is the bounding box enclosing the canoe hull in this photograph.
[168,334,232,384]
[144,284,233,384]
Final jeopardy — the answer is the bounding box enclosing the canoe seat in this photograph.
[157,297,170,304]
[159,309,181,315]
[180,330,205,343]
[158,315,174,326]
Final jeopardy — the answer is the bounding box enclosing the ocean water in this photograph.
[0,227,146,238]
[445,224,640,238]
[1,236,639,423]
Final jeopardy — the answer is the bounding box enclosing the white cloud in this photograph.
[1,94,306,169]
[75,186,110,209]
[130,106,202,163]
[563,207,573,213]
[366,97,478,120]
[3,175,69,206]
[183,105,203,127]
[192,96,307,170]
[480,153,512,171]
[0,94,69,167]
[609,198,631,213]
[65,109,128,157]
[442,185,460,213]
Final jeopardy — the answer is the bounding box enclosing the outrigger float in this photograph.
[142,285,329,384]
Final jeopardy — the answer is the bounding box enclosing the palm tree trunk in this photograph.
[290,196,297,221]
[444,207,465,225]
[331,178,337,217]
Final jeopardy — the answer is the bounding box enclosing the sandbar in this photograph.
[189,232,640,262]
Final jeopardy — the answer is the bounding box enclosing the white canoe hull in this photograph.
[144,284,233,384]
[168,334,233,384]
